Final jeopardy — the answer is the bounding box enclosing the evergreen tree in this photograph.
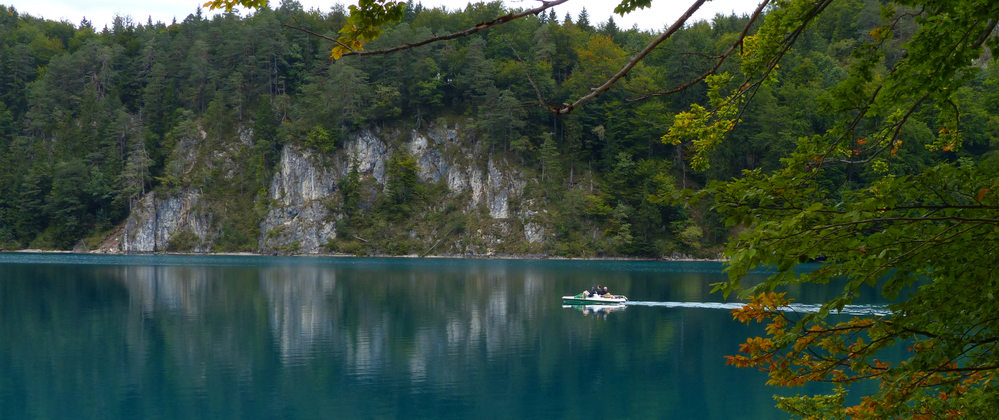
[385,151,421,218]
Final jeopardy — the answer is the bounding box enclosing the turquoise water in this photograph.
[0,254,883,419]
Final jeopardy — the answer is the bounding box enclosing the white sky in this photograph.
[6,0,756,31]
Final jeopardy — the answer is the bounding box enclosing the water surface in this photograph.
[0,254,884,419]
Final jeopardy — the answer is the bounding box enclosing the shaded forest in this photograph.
[1,0,997,256]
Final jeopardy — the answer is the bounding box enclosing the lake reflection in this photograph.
[1,254,857,419]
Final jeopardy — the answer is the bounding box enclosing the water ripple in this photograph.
[625,301,891,316]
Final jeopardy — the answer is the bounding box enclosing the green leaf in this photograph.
[613,0,654,15]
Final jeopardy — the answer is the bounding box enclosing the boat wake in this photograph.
[625,301,891,316]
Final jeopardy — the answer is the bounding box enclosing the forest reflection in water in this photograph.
[0,254,881,419]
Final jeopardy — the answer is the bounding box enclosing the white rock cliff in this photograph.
[109,125,541,253]
[120,189,211,252]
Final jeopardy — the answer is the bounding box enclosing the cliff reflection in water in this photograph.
[259,266,337,363]
[105,260,570,390]
[1,256,794,419]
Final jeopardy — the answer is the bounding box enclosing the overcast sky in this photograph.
[6,0,755,31]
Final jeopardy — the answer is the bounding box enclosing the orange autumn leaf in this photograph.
[976,187,990,202]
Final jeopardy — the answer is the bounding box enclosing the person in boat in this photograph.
[595,285,605,295]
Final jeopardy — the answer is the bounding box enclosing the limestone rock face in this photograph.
[259,146,338,253]
[121,189,211,252]
[414,131,524,220]
[269,145,337,206]
[344,130,390,185]
[408,131,448,183]
[109,124,544,254]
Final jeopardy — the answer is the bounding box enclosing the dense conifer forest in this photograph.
[1,1,996,256]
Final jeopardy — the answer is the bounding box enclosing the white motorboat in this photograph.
[561,292,628,305]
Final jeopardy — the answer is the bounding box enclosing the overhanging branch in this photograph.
[628,0,771,102]
[551,0,709,114]
[340,0,572,58]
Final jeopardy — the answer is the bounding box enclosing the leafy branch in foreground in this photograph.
[731,290,999,419]
[704,0,999,416]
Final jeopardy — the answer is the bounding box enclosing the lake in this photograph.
[0,253,886,419]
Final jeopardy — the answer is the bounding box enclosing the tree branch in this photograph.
[552,0,710,114]
[812,216,999,230]
[282,23,356,52]
[508,44,550,108]
[340,0,572,58]
[628,0,771,102]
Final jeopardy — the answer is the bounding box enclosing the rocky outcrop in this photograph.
[345,130,390,184]
[409,129,450,183]
[521,200,545,244]
[120,189,211,252]
[408,129,526,219]
[109,123,543,254]
[258,146,338,253]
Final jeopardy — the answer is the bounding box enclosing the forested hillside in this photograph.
[1,1,996,256]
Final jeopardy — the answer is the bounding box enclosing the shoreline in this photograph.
[2,248,726,263]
